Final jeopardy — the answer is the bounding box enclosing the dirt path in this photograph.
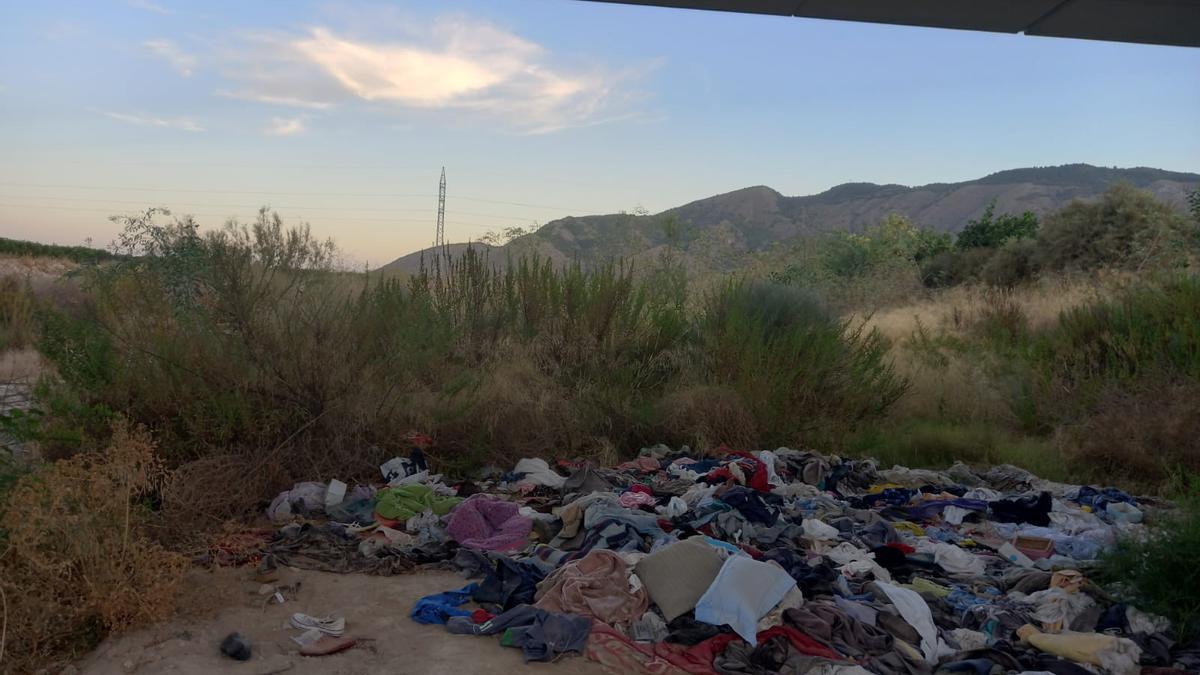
[78,566,608,675]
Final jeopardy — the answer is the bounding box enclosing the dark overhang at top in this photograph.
[582,1,1200,48]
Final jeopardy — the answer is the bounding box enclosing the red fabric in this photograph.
[657,519,675,532]
[653,641,724,674]
[631,483,654,495]
[705,452,771,493]
[587,623,840,675]
[470,609,494,624]
[737,544,764,560]
[757,626,841,659]
[681,633,740,669]
[886,542,915,554]
[584,621,695,674]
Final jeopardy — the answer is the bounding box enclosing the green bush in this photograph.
[1032,275,1200,385]
[920,247,996,288]
[981,238,1039,288]
[919,185,1196,289]
[697,280,907,447]
[774,215,948,307]
[956,200,1039,250]
[987,275,1200,439]
[1098,493,1200,641]
[1033,183,1197,273]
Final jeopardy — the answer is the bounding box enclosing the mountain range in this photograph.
[381,164,1200,274]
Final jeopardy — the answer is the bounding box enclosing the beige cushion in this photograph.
[634,537,724,622]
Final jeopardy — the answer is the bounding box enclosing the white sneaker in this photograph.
[290,613,345,637]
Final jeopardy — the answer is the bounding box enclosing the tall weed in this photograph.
[697,281,907,447]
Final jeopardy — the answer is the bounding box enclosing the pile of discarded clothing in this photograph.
[266,445,1198,674]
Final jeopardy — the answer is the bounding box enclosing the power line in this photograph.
[0,182,602,212]
[0,193,539,220]
[0,201,506,229]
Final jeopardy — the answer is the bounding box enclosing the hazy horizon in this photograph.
[2,1,1198,266]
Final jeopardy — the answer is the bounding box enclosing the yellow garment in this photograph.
[1016,625,1119,666]
[892,637,924,663]
[892,521,925,536]
[866,483,904,494]
[903,577,951,599]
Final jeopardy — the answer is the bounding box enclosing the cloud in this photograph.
[127,0,170,14]
[102,111,205,132]
[265,116,306,136]
[144,39,196,76]
[215,89,333,110]
[221,15,652,133]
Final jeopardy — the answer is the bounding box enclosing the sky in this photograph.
[1,1,1198,266]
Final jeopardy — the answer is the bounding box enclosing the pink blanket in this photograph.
[446,495,532,552]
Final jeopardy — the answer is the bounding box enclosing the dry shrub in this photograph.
[866,275,1121,429]
[970,288,1029,344]
[1064,380,1200,490]
[888,351,1015,425]
[0,275,36,350]
[0,422,187,669]
[160,453,278,534]
[861,274,1112,345]
[425,348,588,471]
[657,385,759,452]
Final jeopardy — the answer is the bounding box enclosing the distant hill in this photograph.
[0,236,115,263]
[380,164,1200,274]
[378,242,495,276]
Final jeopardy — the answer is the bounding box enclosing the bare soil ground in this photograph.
[77,566,608,675]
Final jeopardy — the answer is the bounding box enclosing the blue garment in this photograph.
[410,582,479,624]
[719,486,778,525]
[1073,486,1136,511]
[944,587,994,617]
[858,488,916,508]
[905,498,988,521]
[694,555,796,645]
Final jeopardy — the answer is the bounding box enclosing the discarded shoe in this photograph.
[289,612,345,637]
[300,635,357,657]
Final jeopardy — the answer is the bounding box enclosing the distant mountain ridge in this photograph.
[380,164,1200,274]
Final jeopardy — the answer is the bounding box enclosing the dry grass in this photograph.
[0,276,37,351]
[887,352,1015,425]
[0,423,188,670]
[656,384,760,452]
[858,274,1115,344]
[854,275,1122,426]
